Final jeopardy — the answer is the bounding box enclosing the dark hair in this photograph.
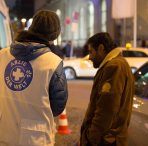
[87,32,118,53]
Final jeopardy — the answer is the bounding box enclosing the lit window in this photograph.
[72,11,79,47]
[101,0,107,32]
[56,9,61,46]
[56,9,61,20]
[54,39,57,46]
[88,1,94,37]
[80,7,84,39]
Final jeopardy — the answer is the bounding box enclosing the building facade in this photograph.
[8,0,34,37]
[34,0,148,48]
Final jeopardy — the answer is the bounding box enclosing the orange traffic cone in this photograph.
[57,109,72,134]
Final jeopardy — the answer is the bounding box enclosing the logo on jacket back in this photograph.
[4,59,33,91]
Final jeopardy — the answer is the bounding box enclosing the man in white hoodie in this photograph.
[0,10,68,146]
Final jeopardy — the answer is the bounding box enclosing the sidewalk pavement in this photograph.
[54,107,86,146]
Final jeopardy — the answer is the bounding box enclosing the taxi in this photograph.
[63,44,148,79]
[128,61,148,145]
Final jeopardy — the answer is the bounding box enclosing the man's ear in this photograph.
[98,44,105,52]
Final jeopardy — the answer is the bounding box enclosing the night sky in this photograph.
[4,0,16,10]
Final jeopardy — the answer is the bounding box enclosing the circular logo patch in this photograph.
[4,59,33,91]
[102,83,111,92]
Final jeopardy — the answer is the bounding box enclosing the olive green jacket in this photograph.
[80,48,135,146]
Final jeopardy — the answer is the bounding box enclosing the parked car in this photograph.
[63,47,148,79]
[121,47,148,72]
[128,61,148,146]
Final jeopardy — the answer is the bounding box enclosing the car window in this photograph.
[123,51,148,57]
[134,63,148,98]
[123,51,130,57]
[133,51,148,57]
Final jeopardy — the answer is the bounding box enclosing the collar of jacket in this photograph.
[98,47,122,71]
[10,41,51,61]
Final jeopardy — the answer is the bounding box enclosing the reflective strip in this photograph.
[58,125,68,131]
[59,119,68,126]
[60,115,67,119]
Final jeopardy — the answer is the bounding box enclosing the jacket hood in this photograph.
[98,48,122,71]
[10,41,50,61]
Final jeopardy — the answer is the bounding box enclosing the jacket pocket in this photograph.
[19,119,47,146]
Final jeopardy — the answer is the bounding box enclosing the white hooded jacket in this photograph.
[0,42,68,146]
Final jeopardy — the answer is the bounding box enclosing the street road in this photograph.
[54,79,94,146]
[66,79,93,109]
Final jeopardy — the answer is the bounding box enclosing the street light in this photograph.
[21,18,26,23]
[21,18,26,29]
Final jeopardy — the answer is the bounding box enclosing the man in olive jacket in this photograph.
[80,33,135,146]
